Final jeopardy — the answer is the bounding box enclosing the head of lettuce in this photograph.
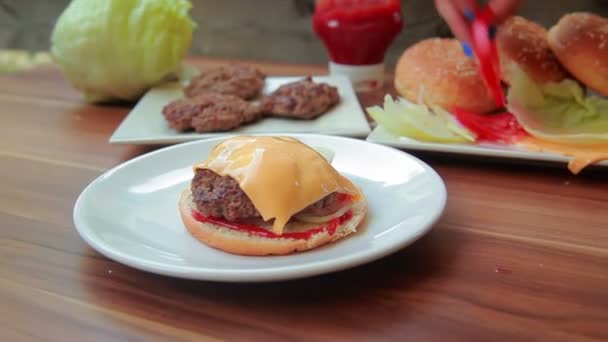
[51,0,196,103]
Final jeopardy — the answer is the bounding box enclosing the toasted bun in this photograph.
[548,12,608,96]
[497,16,568,85]
[178,190,367,256]
[394,38,499,113]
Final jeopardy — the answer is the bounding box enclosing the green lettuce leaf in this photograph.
[507,67,608,144]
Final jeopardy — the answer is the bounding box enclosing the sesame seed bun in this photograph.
[548,12,608,96]
[178,190,368,256]
[496,16,568,85]
[394,38,499,113]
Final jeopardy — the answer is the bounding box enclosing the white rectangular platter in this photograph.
[109,75,371,144]
[366,126,608,170]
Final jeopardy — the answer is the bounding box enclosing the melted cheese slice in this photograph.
[519,137,608,174]
[194,136,361,234]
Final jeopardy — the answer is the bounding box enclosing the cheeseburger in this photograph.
[179,136,367,256]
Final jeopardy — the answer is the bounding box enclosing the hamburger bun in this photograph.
[179,189,367,256]
[496,16,568,85]
[548,12,608,96]
[394,38,499,113]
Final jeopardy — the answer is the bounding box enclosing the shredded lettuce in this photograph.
[507,67,608,144]
[367,95,476,143]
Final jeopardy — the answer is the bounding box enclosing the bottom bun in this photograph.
[178,189,368,256]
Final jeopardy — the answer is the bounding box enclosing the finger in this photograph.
[435,0,475,43]
[450,0,478,16]
[488,0,521,24]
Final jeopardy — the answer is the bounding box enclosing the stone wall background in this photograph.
[1,0,607,68]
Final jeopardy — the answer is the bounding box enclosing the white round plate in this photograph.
[73,134,447,282]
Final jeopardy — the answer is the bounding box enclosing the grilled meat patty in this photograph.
[191,169,343,222]
[184,65,266,100]
[261,76,340,119]
[162,92,262,132]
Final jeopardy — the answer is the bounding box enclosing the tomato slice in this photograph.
[452,107,528,144]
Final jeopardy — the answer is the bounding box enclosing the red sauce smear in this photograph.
[452,107,528,144]
[192,210,353,240]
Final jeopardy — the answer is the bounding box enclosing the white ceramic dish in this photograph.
[367,126,608,170]
[73,134,447,282]
[109,75,371,144]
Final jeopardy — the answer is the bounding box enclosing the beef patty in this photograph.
[162,93,262,132]
[191,169,344,222]
[184,65,266,100]
[261,76,340,119]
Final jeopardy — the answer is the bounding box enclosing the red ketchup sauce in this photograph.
[452,107,528,144]
[192,210,353,240]
[312,0,403,65]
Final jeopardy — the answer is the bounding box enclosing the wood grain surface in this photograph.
[0,58,607,341]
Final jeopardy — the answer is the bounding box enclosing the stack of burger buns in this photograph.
[393,12,608,112]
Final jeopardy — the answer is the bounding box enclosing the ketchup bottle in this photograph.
[312,0,403,92]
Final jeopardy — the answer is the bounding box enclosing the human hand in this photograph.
[434,0,521,44]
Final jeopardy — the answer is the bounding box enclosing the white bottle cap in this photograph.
[329,62,385,92]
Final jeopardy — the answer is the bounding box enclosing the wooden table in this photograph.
[1,58,607,341]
